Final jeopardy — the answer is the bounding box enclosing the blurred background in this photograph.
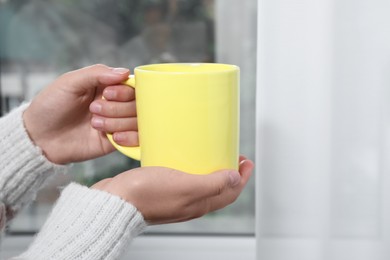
[0,0,256,237]
[2,0,390,259]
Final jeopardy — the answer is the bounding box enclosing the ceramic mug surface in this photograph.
[107,63,240,175]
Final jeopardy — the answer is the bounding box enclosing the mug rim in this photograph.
[134,63,239,74]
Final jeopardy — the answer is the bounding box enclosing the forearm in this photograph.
[16,183,146,260]
[0,104,68,224]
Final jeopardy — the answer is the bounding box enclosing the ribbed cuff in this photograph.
[0,104,68,211]
[19,183,146,260]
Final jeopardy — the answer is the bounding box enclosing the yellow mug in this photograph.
[107,63,240,175]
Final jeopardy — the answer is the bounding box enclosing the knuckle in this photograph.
[94,63,107,69]
[101,118,109,129]
[106,103,117,115]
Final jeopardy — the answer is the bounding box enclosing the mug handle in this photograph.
[106,75,141,160]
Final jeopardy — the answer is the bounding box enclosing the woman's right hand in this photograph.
[92,156,254,225]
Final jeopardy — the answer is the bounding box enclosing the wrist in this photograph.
[22,107,65,165]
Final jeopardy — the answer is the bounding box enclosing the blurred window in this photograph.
[0,0,256,235]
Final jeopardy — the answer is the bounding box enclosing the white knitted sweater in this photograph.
[0,104,146,259]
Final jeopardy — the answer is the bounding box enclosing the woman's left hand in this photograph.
[23,64,136,164]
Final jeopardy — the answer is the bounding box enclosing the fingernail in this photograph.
[113,132,126,142]
[111,68,129,74]
[90,102,102,113]
[91,117,104,128]
[228,171,241,187]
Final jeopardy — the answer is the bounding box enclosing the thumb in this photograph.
[202,160,254,212]
[61,64,130,92]
[195,170,241,199]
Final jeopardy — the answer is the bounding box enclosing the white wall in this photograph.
[256,0,390,259]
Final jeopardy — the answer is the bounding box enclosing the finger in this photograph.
[184,170,241,201]
[239,159,254,181]
[175,169,245,222]
[133,168,238,223]
[103,85,135,101]
[112,131,139,147]
[90,100,136,117]
[61,64,131,93]
[239,155,247,162]
[206,159,254,212]
[91,116,138,132]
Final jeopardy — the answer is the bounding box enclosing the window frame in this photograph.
[1,234,256,260]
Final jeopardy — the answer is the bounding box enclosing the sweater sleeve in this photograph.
[0,104,68,228]
[15,183,146,260]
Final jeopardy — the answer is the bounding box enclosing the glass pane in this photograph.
[0,0,256,235]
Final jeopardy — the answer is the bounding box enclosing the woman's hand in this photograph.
[23,64,136,165]
[89,84,138,147]
[92,156,254,225]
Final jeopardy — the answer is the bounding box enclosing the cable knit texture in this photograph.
[16,183,146,260]
[1,104,147,259]
[0,104,68,229]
